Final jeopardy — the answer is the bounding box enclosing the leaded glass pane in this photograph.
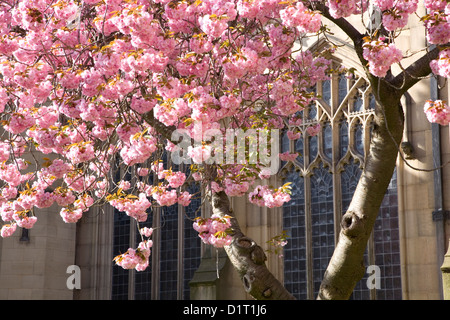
[308,103,317,121]
[353,94,363,112]
[322,79,331,106]
[309,135,318,164]
[159,204,179,300]
[282,130,290,153]
[369,94,376,110]
[374,169,402,299]
[340,120,349,158]
[323,122,332,160]
[341,158,361,213]
[295,138,304,166]
[354,122,364,156]
[283,169,307,300]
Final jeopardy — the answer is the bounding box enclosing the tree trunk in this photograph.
[210,191,296,300]
[317,83,404,300]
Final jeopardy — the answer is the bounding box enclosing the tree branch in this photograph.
[312,3,364,43]
[390,45,442,95]
[312,3,366,60]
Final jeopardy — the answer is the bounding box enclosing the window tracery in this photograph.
[281,61,401,300]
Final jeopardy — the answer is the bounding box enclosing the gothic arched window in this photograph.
[281,63,402,300]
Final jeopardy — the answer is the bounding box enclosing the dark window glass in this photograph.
[283,169,307,300]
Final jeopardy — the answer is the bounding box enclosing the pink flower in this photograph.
[198,14,228,38]
[289,116,303,126]
[137,168,149,176]
[327,0,360,18]
[2,186,17,200]
[46,159,73,179]
[0,88,9,112]
[54,189,76,207]
[120,134,157,166]
[0,164,22,187]
[114,242,151,271]
[140,227,153,238]
[0,142,10,163]
[287,130,301,140]
[13,213,37,229]
[118,180,131,190]
[60,207,83,223]
[192,172,202,181]
[5,110,35,134]
[152,188,178,207]
[306,123,321,136]
[193,214,233,248]
[1,223,17,238]
[34,191,55,209]
[178,191,192,206]
[362,39,403,78]
[151,162,166,179]
[74,194,94,212]
[165,171,186,188]
[280,2,321,33]
[430,49,450,78]
[249,185,291,208]
[66,142,95,164]
[188,145,212,164]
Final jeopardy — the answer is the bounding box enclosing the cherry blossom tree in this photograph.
[0,0,448,300]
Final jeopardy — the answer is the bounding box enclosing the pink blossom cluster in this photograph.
[60,207,83,223]
[165,171,186,189]
[119,134,157,166]
[294,51,331,88]
[424,100,450,126]
[279,152,299,162]
[0,200,39,237]
[1,224,16,238]
[373,0,418,31]
[66,142,96,164]
[327,0,365,19]
[362,38,403,78]
[193,214,233,248]
[287,130,301,140]
[430,49,450,78]
[114,232,153,271]
[423,0,450,44]
[248,185,291,208]
[109,193,151,222]
[280,2,321,34]
[151,187,178,207]
[306,123,321,136]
